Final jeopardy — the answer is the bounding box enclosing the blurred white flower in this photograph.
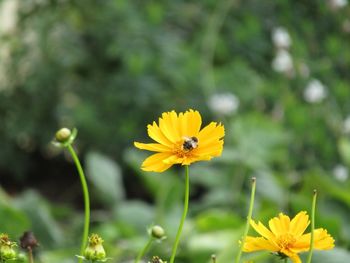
[0,0,18,34]
[329,0,348,9]
[208,93,239,115]
[272,50,293,73]
[272,27,292,49]
[343,116,350,134]
[303,79,327,103]
[332,164,348,182]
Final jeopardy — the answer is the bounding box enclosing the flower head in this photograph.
[134,109,224,172]
[243,211,334,263]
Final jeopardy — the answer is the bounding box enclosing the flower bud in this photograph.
[55,128,72,143]
[0,234,17,261]
[83,234,106,261]
[19,231,39,250]
[149,256,167,263]
[150,225,165,239]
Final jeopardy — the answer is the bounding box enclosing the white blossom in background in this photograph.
[332,164,349,182]
[272,50,293,73]
[329,0,348,9]
[272,27,292,49]
[208,92,240,116]
[0,0,18,34]
[343,115,350,134]
[303,79,327,103]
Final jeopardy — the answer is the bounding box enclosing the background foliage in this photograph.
[1,0,350,262]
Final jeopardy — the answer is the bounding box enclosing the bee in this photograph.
[182,136,199,151]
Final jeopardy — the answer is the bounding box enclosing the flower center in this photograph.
[276,233,296,249]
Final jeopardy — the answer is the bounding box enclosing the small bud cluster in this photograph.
[83,234,106,262]
[149,256,167,263]
[0,234,17,261]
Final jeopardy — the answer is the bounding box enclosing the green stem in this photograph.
[134,236,154,263]
[67,144,90,263]
[28,247,34,263]
[306,190,317,263]
[235,177,257,263]
[169,165,190,263]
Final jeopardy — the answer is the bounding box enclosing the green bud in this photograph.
[149,256,167,263]
[151,225,165,239]
[55,128,72,143]
[0,234,17,261]
[83,234,106,261]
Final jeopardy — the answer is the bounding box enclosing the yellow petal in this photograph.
[159,111,181,143]
[289,211,309,237]
[280,249,302,263]
[141,152,173,172]
[197,122,224,145]
[147,122,173,147]
[268,213,290,236]
[195,140,224,157]
[243,236,279,252]
[293,228,335,252]
[178,109,202,137]
[134,142,171,152]
[250,219,276,242]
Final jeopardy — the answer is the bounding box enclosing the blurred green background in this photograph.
[1,0,350,262]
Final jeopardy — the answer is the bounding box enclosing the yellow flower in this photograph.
[243,211,334,263]
[134,109,224,172]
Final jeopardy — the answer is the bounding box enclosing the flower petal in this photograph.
[280,249,302,263]
[290,211,309,237]
[250,219,277,242]
[197,122,224,145]
[134,142,171,152]
[243,236,279,252]
[140,152,173,172]
[147,122,173,147]
[159,111,181,143]
[293,228,335,252]
[268,213,290,236]
[179,109,202,137]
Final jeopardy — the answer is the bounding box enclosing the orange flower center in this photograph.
[276,233,296,249]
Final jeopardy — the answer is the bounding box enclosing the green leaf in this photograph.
[86,151,125,206]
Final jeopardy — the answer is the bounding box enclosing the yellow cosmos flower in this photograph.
[243,211,334,263]
[134,109,224,172]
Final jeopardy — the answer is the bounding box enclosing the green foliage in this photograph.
[1,0,350,262]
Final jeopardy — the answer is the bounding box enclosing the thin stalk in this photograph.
[67,144,90,263]
[28,247,34,263]
[134,237,154,263]
[235,177,257,263]
[169,165,190,263]
[306,190,317,263]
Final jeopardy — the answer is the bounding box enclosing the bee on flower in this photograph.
[134,109,225,172]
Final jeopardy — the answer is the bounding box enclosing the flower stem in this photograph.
[28,247,34,263]
[67,144,90,263]
[306,189,317,263]
[169,165,190,263]
[235,177,257,263]
[134,236,154,263]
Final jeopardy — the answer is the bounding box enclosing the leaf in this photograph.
[13,190,64,248]
[86,151,125,206]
